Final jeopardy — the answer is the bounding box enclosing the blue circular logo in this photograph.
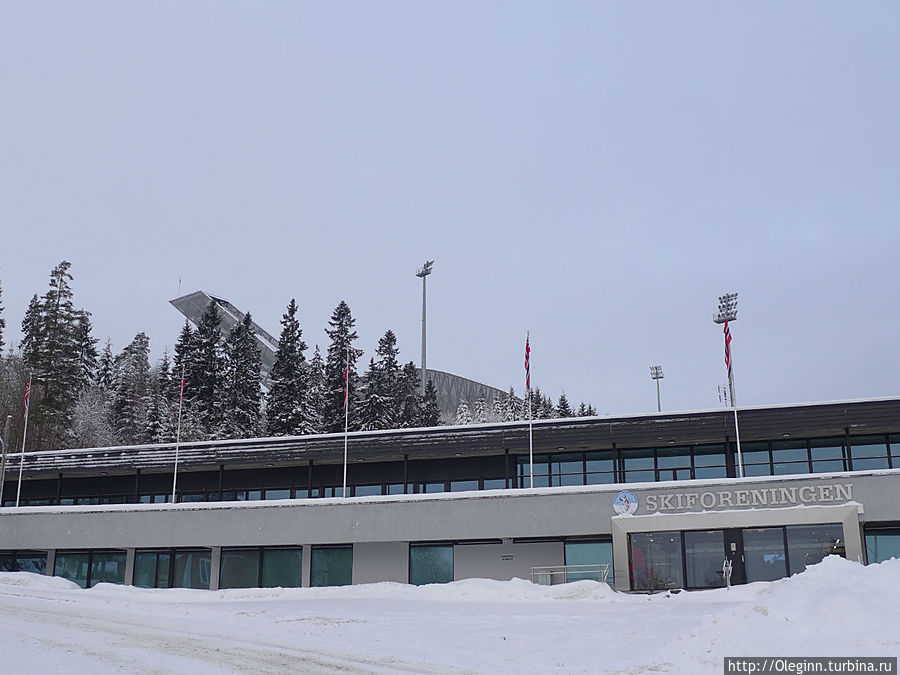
[613,490,638,515]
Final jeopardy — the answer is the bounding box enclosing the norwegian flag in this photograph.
[24,377,32,413]
[524,334,531,394]
[178,375,186,403]
[724,319,733,378]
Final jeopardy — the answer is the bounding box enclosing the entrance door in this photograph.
[723,529,746,586]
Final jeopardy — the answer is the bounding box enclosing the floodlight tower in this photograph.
[416,260,434,396]
[650,365,664,412]
[713,292,743,477]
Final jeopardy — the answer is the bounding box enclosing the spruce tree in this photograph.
[576,402,588,417]
[473,391,487,424]
[112,332,151,445]
[455,400,472,425]
[303,345,326,434]
[22,262,89,449]
[323,301,363,433]
[419,378,441,427]
[359,358,387,431]
[193,302,225,436]
[503,386,519,422]
[556,392,573,418]
[221,313,263,439]
[266,299,307,436]
[145,353,173,444]
[397,362,422,428]
[490,394,504,423]
[75,310,99,388]
[96,338,115,391]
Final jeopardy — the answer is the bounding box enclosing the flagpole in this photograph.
[526,332,533,489]
[171,365,185,503]
[728,342,743,478]
[16,375,32,508]
[342,349,349,498]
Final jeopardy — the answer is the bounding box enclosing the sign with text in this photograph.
[641,483,854,514]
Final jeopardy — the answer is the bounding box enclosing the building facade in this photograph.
[2,398,899,592]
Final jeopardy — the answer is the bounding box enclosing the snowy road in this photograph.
[1,557,898,674]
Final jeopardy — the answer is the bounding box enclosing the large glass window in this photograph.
[564,541,613,584]
[219,548,261,589]
[809,438,846,473]
[550,454,584,487]
[786,524,844,575]
[134,550,171,589]
[684,530,725,589]
[54,550,126,588]
[656,447,691,481]
[585,451,615,485]
[741,442,772,477]
[450,480,479,492]
[743,528,788,582]
[771,441,809,476]
[849,436,890,471]
[865,528,900,564]
[171,549,211,589]
[409,545,453,585]
[693,445,727,479]
[90,551,126,587]
[54,551,91,588]
[622,449,655,484]
[353,485,382,497]
[261,548,303,588]
[0,550,47,574]
[310,546,352,587]
[629,531,683,591]
[518,455,549,488]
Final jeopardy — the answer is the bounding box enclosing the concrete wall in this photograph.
[453,541,563,582]
[353,542,408,584]
[1,470,897,588]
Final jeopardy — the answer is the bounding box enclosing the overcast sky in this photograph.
[1,2,898,416]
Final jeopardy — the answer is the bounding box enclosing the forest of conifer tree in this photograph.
[0,261,597,452]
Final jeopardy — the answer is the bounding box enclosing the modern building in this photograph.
[170,290,507,417]
[1,398,899,592]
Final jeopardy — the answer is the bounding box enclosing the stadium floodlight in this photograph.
[416,260,435,396]
[713,292,738,324]
[650,365,664,412]
[712,292,743,478]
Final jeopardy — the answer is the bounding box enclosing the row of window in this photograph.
[5,435,898,507]
[628,524,846,591]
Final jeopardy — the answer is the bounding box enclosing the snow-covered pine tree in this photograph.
[576,402,588,417]
[303,345,326,434]
[74,310,98,388]
[96,338,115,391]
[397,361,421,427]
[221,313,263,439]
[266,299,307,437]
[455,400,472,425]
[193,302,225,437]
[556,392,573,418]
[71,384,116,449]
[24,262,90,449]
[359,358,387,431]
[540,393,555,419]
[419,378,441,427]
[490,394,504,423]
[323,301,363,433]
[503,386,519,422]
[145,352,174,444]
[586,404,597,416]
[473,391,487,424]
[112,332,151,445]
[369,330,402,430]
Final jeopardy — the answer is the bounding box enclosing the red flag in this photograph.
[524,334,531,394]
[724,319,733,378]
[24,378,31,412]
[179,376,186,403]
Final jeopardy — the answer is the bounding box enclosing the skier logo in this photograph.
[612,490,638,515]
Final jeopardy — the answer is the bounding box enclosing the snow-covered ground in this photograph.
[1,556,897,674]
